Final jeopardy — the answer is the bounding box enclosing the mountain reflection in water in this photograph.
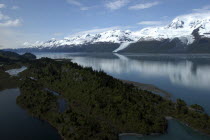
[35,53,210,113]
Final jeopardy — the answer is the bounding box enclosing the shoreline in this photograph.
[119,117,173,138]
[121,79,172,99]
[119,133,143,137]
[6,59,210,139]
[119,132,161,137]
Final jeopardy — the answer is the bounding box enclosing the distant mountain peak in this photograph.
[168,18,185,29]
[23,13,210,49]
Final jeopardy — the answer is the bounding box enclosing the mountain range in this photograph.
[6,12,210,53]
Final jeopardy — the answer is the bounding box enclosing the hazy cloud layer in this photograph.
[129,2,160,10]
[0,4,6,8]
[11,6,20,10]
[105,0,130,10]
[66,0,92,10]
[193,5,210,12]
[0,19,21,27]
[68,26,122,37]
[138,21,163,25]
[0,3,22,48]
[0,12,9,20]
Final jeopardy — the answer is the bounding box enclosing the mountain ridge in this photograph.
[5,12,210,53]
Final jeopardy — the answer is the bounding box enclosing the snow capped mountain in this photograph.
[134,12,210,45]
[23,30,140,48]
[23,12,210,52]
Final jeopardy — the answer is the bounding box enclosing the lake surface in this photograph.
[5,66,27,76]
[34,52,210,140]
[0,88,61,140]
[120,119,210,140]
[35,53,210,114]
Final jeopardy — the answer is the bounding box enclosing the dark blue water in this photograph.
[57,98,68,113]
[0,88,61,140]
[34,52,210,140]
[120,119,210,140]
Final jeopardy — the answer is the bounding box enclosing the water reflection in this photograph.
[35,52,210,90]
[6,66,27,76]
[34,52,210,139]
[35,53,210,113]
[69,53,210,91]
[0,88,61,140]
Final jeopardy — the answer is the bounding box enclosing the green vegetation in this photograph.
[173,99,210,134]
[190,104,204,112]
[16,58,210,140]
[0,50,209,139]
[0,50,36,91]
[0,50,36,64]
[21,52,37,60]
[18,58,171,139]
[0,67,19,91]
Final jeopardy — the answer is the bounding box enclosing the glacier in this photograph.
[22,12,210,52]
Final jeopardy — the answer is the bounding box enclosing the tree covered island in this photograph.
[0,50,210,140]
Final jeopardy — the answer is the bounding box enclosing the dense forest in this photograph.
[0,51,36,90]
[0,50,209,139]
[15,57,210,140]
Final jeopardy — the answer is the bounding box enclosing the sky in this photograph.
[0,0,210,48]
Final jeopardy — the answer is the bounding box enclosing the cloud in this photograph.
[66,0,82,6]
[0,27,45,49]
[129,1,160,10]
[0,10,22,27]
[79,6,93,11]
[11,6,20,10]
[106,0,130,10]
[193,5,210,12]
[138,21,163,25]
[53,32,64,36]
[0,28,23,48]
[0,19,22,27]
[0,4,6,9]
[0,4,23,48]
[68,26,123,37]
[66,0,92,11]
[0,12,10,20]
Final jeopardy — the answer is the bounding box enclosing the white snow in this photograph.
[113,42,135,52]
[24,30,140,49]
[133,12,210,45]
[23,12,210,52]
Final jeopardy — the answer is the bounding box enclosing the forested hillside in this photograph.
[17,58,210,140]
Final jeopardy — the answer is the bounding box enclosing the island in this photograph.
[0,50,210,140]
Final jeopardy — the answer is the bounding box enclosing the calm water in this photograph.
[5,66,27,76]
[34,52,210,140]
[0,88,61,140]
[35,53,210,113]
[120,119,210,140]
